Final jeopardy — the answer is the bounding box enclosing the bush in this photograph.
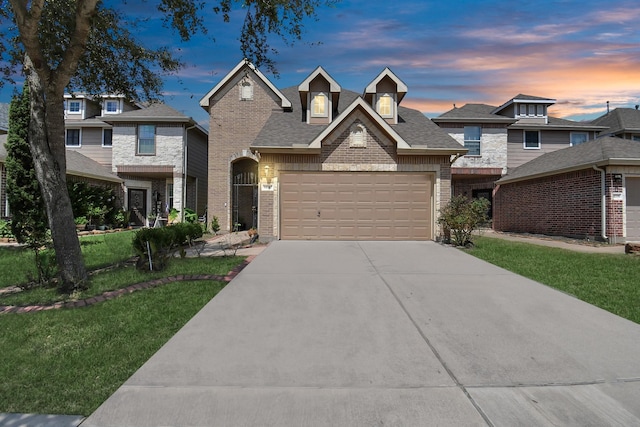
[132,223,203,271]
[438,195,490,247]
[0,220,14,238]
[210,216,220,234]
[184,208,198,224]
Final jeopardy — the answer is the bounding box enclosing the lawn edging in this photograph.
[0,256,255,315]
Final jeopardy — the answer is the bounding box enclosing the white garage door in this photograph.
[280,172,433,240]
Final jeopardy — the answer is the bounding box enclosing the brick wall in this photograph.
[321,118,397,165]
[493,168,624,240]
[207,71,281,231]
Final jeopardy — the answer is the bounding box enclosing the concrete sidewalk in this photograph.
[83,241,640,426]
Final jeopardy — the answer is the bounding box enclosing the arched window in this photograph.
[349,123,367,148]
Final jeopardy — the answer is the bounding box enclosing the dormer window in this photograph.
[240,80,253,101]
[518,103,546,118]
[104,100,120,114]
[377,93,394,118]
[311,92,328,118]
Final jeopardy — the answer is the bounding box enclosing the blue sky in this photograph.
[2,0,640,127]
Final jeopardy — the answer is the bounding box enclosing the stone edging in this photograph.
[0,256,255,315]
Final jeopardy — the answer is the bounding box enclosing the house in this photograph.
[591,107,640,141]
[200,60,466,241]
[0,135,123,220]
[0,103,8,134]
[493,137,640,243]
[433,95,607,212]
[63,95,208,226]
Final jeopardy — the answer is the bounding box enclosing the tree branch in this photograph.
[9,0,50,81]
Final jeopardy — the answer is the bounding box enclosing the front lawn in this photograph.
[0,255,245,416]
[467,236,640,324]
[0,230,137,288]
[0,279,225,415]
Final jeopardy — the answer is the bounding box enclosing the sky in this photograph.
[2,0,640,128]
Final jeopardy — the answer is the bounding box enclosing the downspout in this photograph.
[593,165,608,242]
[183,124,197,222]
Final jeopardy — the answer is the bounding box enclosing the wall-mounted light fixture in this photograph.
[264,165,270,184]
[613,173,623,185]
[261,165,274,191]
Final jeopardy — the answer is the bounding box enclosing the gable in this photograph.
[200,60,291,110]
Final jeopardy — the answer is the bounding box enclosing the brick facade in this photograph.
[493,169,625,241]
[207,73,280,231]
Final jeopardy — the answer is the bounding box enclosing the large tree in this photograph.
[0,0,333,291]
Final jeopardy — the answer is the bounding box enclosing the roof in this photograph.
[103,102,192,122]
[0,103,9,132]
[497,137,640,184]
[433,101,605,130]
[591,108,640,135]
[200,60,292,109]
[492,94,556,115]
[433,103,516,123]
[252,87,464,154]
[0,135,121,183]
[364,68,408,103]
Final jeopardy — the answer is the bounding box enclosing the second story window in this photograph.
[311,92,328,117]
[463,126,481,156]
[67,100,81,114]
[65,129,81,147]
[377,94,394,118]
[105,100,119,114]
[570,132,588,146]
[524,130,541,149]
[137,124,155,155]
[102,128,113,147]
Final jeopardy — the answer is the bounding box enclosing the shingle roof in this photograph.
[1,136,120,183]
[104,102,192,122]
[434,103,515,122]
[591,108,640,135]
[497,137,640,184]
[252,87,462,151]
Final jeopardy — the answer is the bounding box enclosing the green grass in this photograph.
[467,236,640,324]
[0,279,227,415]
[0,230,136,288]
[0,230,243,416]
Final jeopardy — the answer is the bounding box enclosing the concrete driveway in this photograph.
[83,241,640,426]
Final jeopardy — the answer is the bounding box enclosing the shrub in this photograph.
[438,195,490,247]
[0,220,14,238]
[210,216,220,234]
[132,223,203,271]
[184,208,198,224]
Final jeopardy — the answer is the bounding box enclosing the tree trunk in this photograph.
[24,56,88,292]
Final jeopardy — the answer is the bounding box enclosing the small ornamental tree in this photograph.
[5,85,54,287]
[438,195,490,247]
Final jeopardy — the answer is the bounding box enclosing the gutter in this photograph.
[592,165,608,242]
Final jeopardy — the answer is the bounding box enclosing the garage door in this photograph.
[627,177,640,241]
[280,172,433,240]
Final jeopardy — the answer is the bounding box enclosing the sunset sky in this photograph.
[2,0,640,127]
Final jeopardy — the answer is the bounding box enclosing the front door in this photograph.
[129,189,147,226]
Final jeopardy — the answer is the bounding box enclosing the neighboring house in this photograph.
[433,95,606,212]
[493,137,640,243]
[200,60,466,241]
[591,107,640,141]
[63,95,208,226]
[0,103,8,134]
[0,136,122,220]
